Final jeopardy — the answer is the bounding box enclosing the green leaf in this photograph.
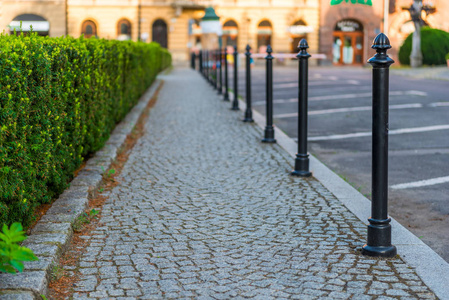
[12,247,38,261]
[9,259,24,272]
[0,264,17,273]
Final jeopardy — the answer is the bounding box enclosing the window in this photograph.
[117,19,132,40]
[81,20,97,38]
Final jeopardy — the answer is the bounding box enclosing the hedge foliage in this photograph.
[0,33,171,226]
[398,27,449,66]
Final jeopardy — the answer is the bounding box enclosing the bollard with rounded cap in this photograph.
[291,39,312,177]
[224,47,230,101]
[218,49,223,95]
[262,45,276,143]
[244,44,254,122]
[232,45,239,110]
[362,33,397,258]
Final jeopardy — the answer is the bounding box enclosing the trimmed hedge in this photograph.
[0,33,171,226]
[398,27,449,66]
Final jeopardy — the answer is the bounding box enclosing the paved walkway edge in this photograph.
[234,94,449,300]
[0,76,164,300]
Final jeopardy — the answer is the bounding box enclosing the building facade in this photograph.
[1,0,448,64]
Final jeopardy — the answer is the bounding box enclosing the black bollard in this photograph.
[199,50,203,74]
[191,52,196,69]
[262,45,276,143]
[362,33,397,258]
[214,50,218,90]
[291,39,312,177]
[218,49,222,94]
[205,50,208,80]
[208,50,212,85]
[243,44,254,122]
[231,46,239,110]
[207,50,211,84]
[224,47,230,101]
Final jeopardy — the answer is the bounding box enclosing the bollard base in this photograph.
[243,111,254,123]
[361,244,397,258]
[362,219,397,258]
[291,155,311,177]
[262,127,276,143]
[291,169,312,177]
[262,138,276,143]
[224,96,230,102]
[231,106,240,111]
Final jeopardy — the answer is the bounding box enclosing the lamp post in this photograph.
[200,6,222,74]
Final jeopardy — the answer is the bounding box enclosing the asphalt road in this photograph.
[225,63,449,262]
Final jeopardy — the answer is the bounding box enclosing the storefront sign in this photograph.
[330,0,372,6]
[287,25,314,35]
[335,20,363,32]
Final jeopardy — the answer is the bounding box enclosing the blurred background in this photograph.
[0,0,447,64]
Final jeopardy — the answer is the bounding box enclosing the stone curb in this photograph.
[0,78,163,300]
[233,92,449,300]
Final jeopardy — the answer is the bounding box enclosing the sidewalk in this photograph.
[67,67,441,299]
[2,67,446,299]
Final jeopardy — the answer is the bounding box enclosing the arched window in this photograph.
[81,20,97,38]
[222,20,239,48]
[257,20,272,53]
[152,19,168,48]
[117,19,132,40]
[9,14,49,36]
[289,20,310,52]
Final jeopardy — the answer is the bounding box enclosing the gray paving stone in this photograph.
[0,271,47,295]
[64,68,437,299]
[0,291,35,300]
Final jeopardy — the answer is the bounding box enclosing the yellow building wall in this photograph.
[68,5,138,40]
[3,0,447,63]
[1,0,66,37]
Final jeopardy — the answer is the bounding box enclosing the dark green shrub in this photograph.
[398,27,449,66]
[0,33,171,226]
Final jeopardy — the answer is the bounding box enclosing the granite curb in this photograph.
[233,92,449,300]
[0,78,163,300]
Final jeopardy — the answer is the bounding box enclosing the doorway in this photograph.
[152,19,168,48]
[332,19,364,65]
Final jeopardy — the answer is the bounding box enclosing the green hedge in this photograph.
[0,33,171,226]
[398,27,449,66]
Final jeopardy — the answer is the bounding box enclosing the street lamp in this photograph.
[200,6,222,51]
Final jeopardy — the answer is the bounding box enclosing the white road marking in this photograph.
[347,80,360,85]
[429,102,449,107]
[253,90,427,106]
[274,79,361,88]
[308,124,449,141]
[308,90,426,101]
[274,103,422,119]
[391,176,449,190]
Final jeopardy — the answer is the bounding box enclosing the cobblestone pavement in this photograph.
[70,68,436,299]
